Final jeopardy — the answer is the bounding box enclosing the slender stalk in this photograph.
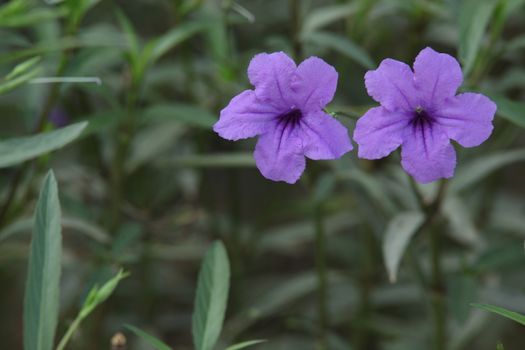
[430,225,446,350]
[290,0,302,61]
[313,202,328,350]
[108,79,140,230]
[55,313,84,350]
[406,176,448,350]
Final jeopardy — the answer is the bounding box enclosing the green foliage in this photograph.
[23,171,62,350]
[225,340,267,350]
[471,303,525,326]
[192,241,231,350]
[56,270,129,350]
[125,325,172,350]
[1,0,525,349]
[458,0,497,76]
[0,56,41,94]
[302,31,374,69]
[488,93,525,128]
[382,211,425,283]
[0,122,87,168]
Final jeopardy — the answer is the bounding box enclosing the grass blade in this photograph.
[125,324,172,350]
[23,171,62,350]
[225,340,267,350]
[471,303,525,326]
[458,0,497,76]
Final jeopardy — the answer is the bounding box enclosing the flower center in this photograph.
[411,106,434,127]
[277,108,303,127]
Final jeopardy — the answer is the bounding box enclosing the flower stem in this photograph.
[290,0,303,61]
[406,176,448,350]
[314,202,328,350]
[430,224,446,350]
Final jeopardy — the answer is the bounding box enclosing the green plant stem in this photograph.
[290,0,302,61]
[430,225,446,350]
[55,313,84,350]
[314,202,328,350]
[406,177,448,350]
[108,81,140,231]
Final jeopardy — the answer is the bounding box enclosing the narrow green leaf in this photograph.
[0,66,41,94]
[142,104,216,129]
[451,149,525,192]
[302,3,356,34]
[5,56,41,80]
[125,324,172,350]
[148,21,208,64]
[192,241,230,350]
[115,9,139,56]
[225,340,267,350]
[0,121,87,168]
[302,31,374,69]
[488,93,525,128]
[159,153,255,168]
[383,211,425,283]
[471,303,525,326]
[23,171,62,350]
[458,0,497,76]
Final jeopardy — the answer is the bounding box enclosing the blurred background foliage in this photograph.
[1,0,525,349]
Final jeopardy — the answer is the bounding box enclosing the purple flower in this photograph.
[214,52,353,184]
[353,47,497,183]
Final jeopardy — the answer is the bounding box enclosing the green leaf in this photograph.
[0,122,87,168]
[383,211,425,283]
[192,241,231,350]
[488,93,525,128]
[0,57,42,94]
[225,340,267,350]
[0,1,65,28]
[5,56,41,80]
[159,153,255,168]
[458,0,497,76]
[56,270,128,350]
[451,149,525,192]
[23,171,62,350]
[302,3,356,34]
[147,20,208,64]
[302,31,375,69]
[115,9,139,53]
[471,303,525,326]
[142,104,216,129]
[125,325,172,350]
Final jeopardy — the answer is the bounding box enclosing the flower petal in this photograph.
[253,124,305,184]
[414,47,463,106]
[434,92,496,147]
[214,90,280,140]
[353,107,410,159]
[299,111,353,160]
[365,58,419,112]
[248,52,296,109]
[401,124,456,183]
[291,56,338,111]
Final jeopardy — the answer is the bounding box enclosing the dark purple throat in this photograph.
[411,107,434,128]
[277,108,303,128]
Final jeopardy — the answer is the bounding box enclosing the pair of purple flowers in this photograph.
[214,48,497,184]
